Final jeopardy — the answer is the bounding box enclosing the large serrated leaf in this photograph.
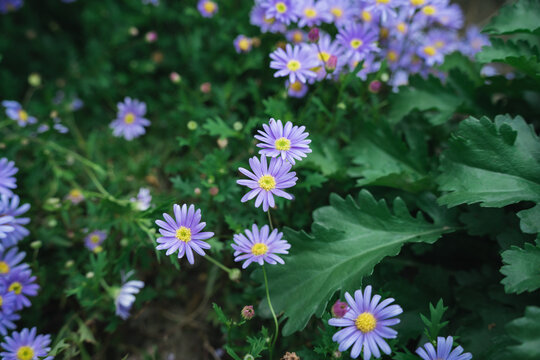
[263,190,453,335]
[505,306,540,360]
[437,115,540,208]
[500,242,540,294]
[483,0,540,35]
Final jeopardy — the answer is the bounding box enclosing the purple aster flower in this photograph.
[460,26,490,58]
[436,3,463,30]
[358,3,380,24]
[110,97,150,141]
[416,336,472,360]
[130,187,152,211]
[261,0,298,25]
[297,0,332,28]
[328,285,403,360]
[417,38,445,67]
[237,155,298,212]
[351,53,381,80]
[286,29,308,44]
[4,268,39,311]
[2,101,37,127]
[115,271,144,320]
[286,80,309,98]
[53,123,69,134]
[270,44,319,84]
[0,247,29,278]
[65,188,84,205]
[0,195,30,249]
[388,69,410,92]
[84,230,107,253]
[0,217,14,241]
[231,224,291,268]
[323,0,358,26]
[0,285,19,336]
[0,327,52,360]
[197,0,218,17]
[69,97,84,111]
[155,204,214,264]
[0,0,23,14]
[0,158,17,198]
[250,5,287,33]
[363,0,401,24]
[233,35,253,53]
[255,118,312,165]
[309,32,345,81]
[416,0,449,25]
[337,23,379,61]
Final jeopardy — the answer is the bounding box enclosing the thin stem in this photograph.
[205,254,234,275]
[263,265,279,360]
[267,209,274,230]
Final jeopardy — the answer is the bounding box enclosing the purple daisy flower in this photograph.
[115,271,144,320]
[130,187,152,211]
[436,3,463,30]
[0,158,17,198]
[65,188,84,205]
[286,80,309,98]
[261,0,298,25]
[231,224,291,269]
[109,97,150,141]
[237,155,298,212]
[328,286,403,360]
[269,44,319,84]
[0,312,19,337]
[197,0,218,17]
[255,118,312,165]
[323,0,358,26]
[0,285,19,336]
[2,101,37,127]
[0,0,23,14]
[336,23,379,61]
[286,29,307,44]
[234,35,253,53]
[416,336,472,360]
[84,230,107,253]
[0,247,29,278]
[0,217,14,241]
[155,204,214,264]
[363,0,400,24]
[296,0,332,28]
[460,26,490,58]
[4,268,39,311]
[0,327,52,360]
[416,0,448,24]
[0,195,30,249]
[250,5,287,33]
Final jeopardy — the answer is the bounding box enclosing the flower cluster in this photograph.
[0,157,53,359]
[245,0,490,96]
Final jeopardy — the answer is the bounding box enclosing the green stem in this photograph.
[263,265,279,360]
[205,254,234,275]
[267,209,274,230]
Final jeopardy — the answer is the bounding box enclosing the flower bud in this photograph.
[28,73,42,87]
[145,31,158,43]
[217,138,228,149]
[30,241,42,249]
[200,82,212,93]
[331,299,349,318]
[229,268,241,281]
[194,187,202,196]
[129,27,139,36]
[308,27,319,43]
[368,80,382,93]
[187,120,198,130]
[209,186,219,196]
[170,72,181,83]
[86,271,95,279]
[326,55,338,73]
[241,305,255,320]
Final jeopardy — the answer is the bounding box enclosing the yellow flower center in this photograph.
[124,113,135,124]
[411,0,425,5]
[90,235,101,243]
[275,2,287,13]
[93,246,103,254]
[0,295,3,307]
[422,5,436,15]
[435,40,445,48]
[264,16,276,24]
[318,51,331,62]
[304,8,317,18]
[0,261,10,274]
[397,22,407,33]
[362,10,372,22]
[16,346,34,360]
[275,137,291,151]
[251,243,269,256]
[376,0,390,3]
[423,46,437,56]
[292,31,303,43]
[238,38,251,51]
[175,226,192,243]
[287,59,301,71]
[290,81,303,92]
[258,175,276,191]
[70,189,81,198]
[387,50,398,62]
[18,110,29,122]
[355,312,377,333]
[350,38,363,49]
[9,281,23,295]
[331,7,343,18]
[203,1,216,13]
[380,27,389,39]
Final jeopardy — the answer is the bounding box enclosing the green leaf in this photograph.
[500,243,540,294]
[212,303,231,327]
[264,190,453,335]
[505,306,540,359]
[484,0,540,35]
[420,299,449,341]
[476,38,540,80]
[346,122,429,192]
[305,138,345,177]
[203,117,238,138]
[437,115,540,208]
[518,204,540,234]
[388,76,462,125]
[224,345,243,360]
[247,335,268,358]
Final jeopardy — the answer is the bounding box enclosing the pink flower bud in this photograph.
[145,31,157,43]
[326,55,338,72]
[241,305,255,320]
[209,186,219,196]
[200,82,212,93]
[308,27,320,43]
[332,299,349,318]
[368,80,382,93]
[170,72,181,83]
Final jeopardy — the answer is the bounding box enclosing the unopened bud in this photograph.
[28,73,42,87]
[194,187,202,196]
[308,27,319,43]
[200,82,211,94]
[145,31,157,43]
[187,120,198,130]
[30,241,42,249]
[241,305,255,320]
[170,72,181,83]
[331,299,349,318]
[86,272,95,279]
[129,27,139,36]
[65,260,75,268]
[233,121,243,131]
[209,186,219,196]
[217,138,228,149]
[326,55,338,73]
[368,80,382,93]
[229,268,241,281]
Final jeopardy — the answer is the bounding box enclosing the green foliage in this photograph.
[264,191,453,335]
[420,299,449,341]
[505,307,540,359]
[437,115,540,207]
[517,204,540,234]
[501,242,540,294]
[483,0,540,35]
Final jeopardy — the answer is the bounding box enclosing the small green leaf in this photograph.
[484,0,540,35]
[203,117,238,138]
[420,299,449,341]
[505,306,540,359]
[517,204,540,234]
[500,243,540,294]
[212,303,230,327]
